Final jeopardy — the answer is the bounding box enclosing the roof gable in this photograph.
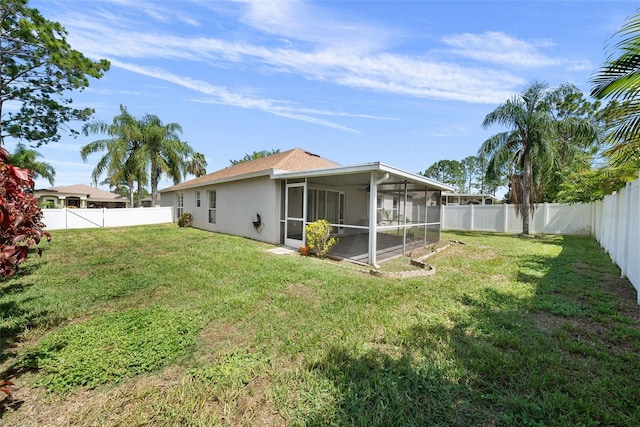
[161,148,339,192]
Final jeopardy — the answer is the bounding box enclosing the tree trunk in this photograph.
[521,155,531,235]
[150,163,158,207]
[128,181,134,208]
[137,179,143,207]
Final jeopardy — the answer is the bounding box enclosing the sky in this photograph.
[6,0,639,193]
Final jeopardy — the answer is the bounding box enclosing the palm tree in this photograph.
[7,143,55,186]
[591,11,640,161]
[186,152,207,177]
[139,114,193,205]
[479,82,596,234]
[81,105,146,207]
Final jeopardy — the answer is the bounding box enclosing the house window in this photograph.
[195,191,201,208]
[208,190,216,224]
[176,193,184,218]
[392,197,399,221]
[306,188,344,233]
[66,197,81,208]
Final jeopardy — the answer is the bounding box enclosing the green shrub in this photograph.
[178,212,192,227]
[305,219,337,257]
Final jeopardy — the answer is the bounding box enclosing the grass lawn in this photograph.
[1,224,639,426]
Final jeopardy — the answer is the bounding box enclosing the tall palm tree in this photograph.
[81,105,146,207]
[591,10,640,161]
[7,143,55,186]
[480,82,596,234]
[186,152,207,177]
[139,114,193,205]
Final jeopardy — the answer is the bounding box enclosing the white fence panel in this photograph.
[545,203,592,234]
[473,205,504,232]
[441,205,471,230]
[626,179,640,290]
[595,176,640,302]
[42,207,174,230]
[443,203,592,235]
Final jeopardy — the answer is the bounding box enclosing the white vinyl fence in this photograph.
[442,174,640,302]
[42,207,174,230]
[442,203,593,235]
[592,175,640,302]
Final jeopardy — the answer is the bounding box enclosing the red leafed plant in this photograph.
[0,146,51,279]
[0,379,16,397]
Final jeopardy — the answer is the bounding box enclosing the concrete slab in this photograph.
[267,247,297,255]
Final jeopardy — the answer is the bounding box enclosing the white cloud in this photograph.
[41,143,86,152]
[111,60,362,133]
[232,0,390,52]
[442,31,564,67]
[50,1,567,112]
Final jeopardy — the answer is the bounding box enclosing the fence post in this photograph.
[470,204,474,231]
[621,182,632,278]
[503,203,508,233]
[637,171,640,303]
[543,203,549,234]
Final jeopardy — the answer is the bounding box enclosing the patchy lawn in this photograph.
[0,224,638,426]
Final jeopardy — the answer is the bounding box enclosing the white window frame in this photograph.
[176,193,184,218]
[195,191,201,208]
[208,190,216,224]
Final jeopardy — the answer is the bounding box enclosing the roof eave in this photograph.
[272,162,454,192]
[160,169,273,193]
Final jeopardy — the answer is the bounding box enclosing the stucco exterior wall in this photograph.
[160,176,282,244]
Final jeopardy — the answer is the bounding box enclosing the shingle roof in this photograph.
[161,148,339,192]
[34,184,127,201]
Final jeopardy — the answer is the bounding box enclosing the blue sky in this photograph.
[8,0,638,192]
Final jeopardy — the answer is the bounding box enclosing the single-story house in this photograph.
[160,148,453,266]
[34,184,129,209]
[442,192,498,205]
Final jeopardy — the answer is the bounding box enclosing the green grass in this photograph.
[1,224,639,426]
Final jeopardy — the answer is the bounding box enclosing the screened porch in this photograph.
[277,163,451,266]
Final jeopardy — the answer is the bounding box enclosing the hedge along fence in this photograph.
[41,207,174,230]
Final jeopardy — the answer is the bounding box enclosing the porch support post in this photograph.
[402,180,407,255]
[424,186,428,246]
[369,171,378,267]
[303,178,308,245]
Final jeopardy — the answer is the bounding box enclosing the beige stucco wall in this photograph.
[160,176,282,244]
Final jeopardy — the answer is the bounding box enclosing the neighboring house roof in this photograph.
[161,148,340,192]
[34,184,127,202]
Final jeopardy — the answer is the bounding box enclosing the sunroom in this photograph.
[275,162,453,267]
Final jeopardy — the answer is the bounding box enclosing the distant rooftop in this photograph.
[35,184,127,201]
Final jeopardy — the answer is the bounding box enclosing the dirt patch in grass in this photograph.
[198,323,249,358]
[285,283,314,300]
[571,261,590,272]
[230,375,286,427]
[363,342,403,359]
[531,312,568,333]
[1,367,186,426]
[464,244,498,260]
[601,276,640,321]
